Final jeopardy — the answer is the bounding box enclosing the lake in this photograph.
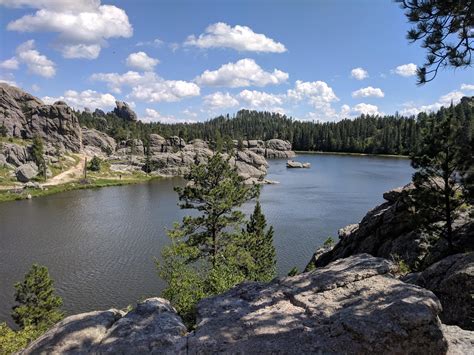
[0,153,412,325]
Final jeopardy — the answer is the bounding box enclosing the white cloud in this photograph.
[351,67,368,80]
[352,86,385,98]
[5,0,132,59]
[91,70,200,102]
[287,80,338,107]
[204,92,239,110]
[136,38,164,47]
[353,103,382,116]
[0,57,19,70]
[461,83,474,91]
[61,44,101,59]
[399,89,465,116]
[126,52,159,71]
[393,63,417,77]
[16,40,56,78]
[140,108,196,124]
[195,58,288,88]
[184,22,286,53]
[31,84,40,92]
[42,89,116,110]
[237,89,284,113]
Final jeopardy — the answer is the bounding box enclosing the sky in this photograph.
[0,0,473,123]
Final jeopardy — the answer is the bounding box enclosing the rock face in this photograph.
[243,138,296,159]
[307,183,474,330]
[113,101,137,121]
[82,128,116,154]
[403,252,474,330]
[22,254,473,354]
[0,83,82,152]
[15,162,39,182]
[309,183,474,271]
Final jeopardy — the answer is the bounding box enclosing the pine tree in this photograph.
[158,153,259,323]
[12,264,63,329]
[410,105,469,251]
[245,201,276,282]
[31,136,46,178]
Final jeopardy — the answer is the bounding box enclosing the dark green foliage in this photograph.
[157,154,262,324]
[287,267,299,276]
[323,236,335,247]
[88,156,102,172]
[0,323,43,355]
[12,264,63,329]
[397,0,473,84]
[30,136,46,178]
[0,123,7,137]
[244,201,276,282]
[410,103,473,250]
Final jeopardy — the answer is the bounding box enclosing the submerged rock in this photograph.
[287,160,310,168]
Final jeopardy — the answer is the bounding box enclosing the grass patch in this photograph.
[0,137,32,146]
[0,175,159,203]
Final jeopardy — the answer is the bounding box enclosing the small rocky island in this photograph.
[287,160,311,168]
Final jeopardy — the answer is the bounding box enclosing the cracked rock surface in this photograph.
[22,254,472,354]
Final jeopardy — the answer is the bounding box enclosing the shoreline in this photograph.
[0,176,160,203]
[295,151,410,159]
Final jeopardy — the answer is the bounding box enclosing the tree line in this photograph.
[78,97,472,156]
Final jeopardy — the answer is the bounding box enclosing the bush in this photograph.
[88,156,102,172]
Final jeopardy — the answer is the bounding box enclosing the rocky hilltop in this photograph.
[0,83,295,186]
[306,183,473,331]
[21,254,472,354]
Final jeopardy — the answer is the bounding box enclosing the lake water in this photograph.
[0,154,412,325]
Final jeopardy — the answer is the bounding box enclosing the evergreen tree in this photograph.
[31,136,46,178]
[12,264,63,329]
[158,153,259,323]
[410,105,470,251]
[245,201,276,282]
[88,156,102,172]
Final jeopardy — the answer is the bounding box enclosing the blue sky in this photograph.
[0,0,472,123]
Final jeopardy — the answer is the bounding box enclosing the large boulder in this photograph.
[266,138,292,151]
[15,162,38,182]
[189,254,450,354]
[82,128,116,154]
[113,101,137,121]
[22,299,185,354]
[23,255,472,354]
[1,142,31,167]
[404,252,474,330]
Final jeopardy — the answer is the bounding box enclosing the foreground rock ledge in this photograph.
[22,254,473,354]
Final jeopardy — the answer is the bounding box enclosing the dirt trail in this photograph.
[43,153,87,186]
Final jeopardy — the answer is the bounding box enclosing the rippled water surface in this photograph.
[0,154,412,324]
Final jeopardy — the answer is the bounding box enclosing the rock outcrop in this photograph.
[306,183,474,331]
[243,138,296,159]
[0,83,82,152]
[287,160,311,168]
[82,128,116,155]
[403,252,474,330]
[21,254,473,354]
[113,101,137,121]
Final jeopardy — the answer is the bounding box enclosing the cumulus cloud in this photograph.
[91,70,200,102]
[353,103,382,116]
[4,0,132,59]
[204,92,239,110]
[136,38,164,47]
[42,89,116,110]
[461,83,474,91]
[0,57,19,70]
[126,52,159,71]
[237,90,284,113]
[399,89,466,116]
[16,40,56,78]
[393,63,417,77]
[140,108,196,124]
[287,80,338,107]
[195,59,288,88]
[351,67,368,80]
[351,86,385,98]
[184,22,286,53]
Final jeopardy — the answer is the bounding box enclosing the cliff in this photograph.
[21,254,473,354]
